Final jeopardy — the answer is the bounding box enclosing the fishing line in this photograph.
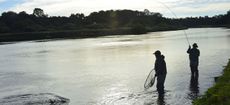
[155,0,191,46]
[144,1,192,90]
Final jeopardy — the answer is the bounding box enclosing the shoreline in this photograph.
[0,26,228,43]
[0,27,185,43]
[193,60,230,105]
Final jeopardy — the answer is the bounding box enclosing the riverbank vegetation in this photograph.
[0,8,229,42]
[193,60,230,105]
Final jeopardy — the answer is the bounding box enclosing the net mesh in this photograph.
[144,69,155,89]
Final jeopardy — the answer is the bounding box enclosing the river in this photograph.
[0,28,229,105]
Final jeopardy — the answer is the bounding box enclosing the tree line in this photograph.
[0,8,229,34]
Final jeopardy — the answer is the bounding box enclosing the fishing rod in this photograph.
[144,1,192,90]
[156,0,191,46]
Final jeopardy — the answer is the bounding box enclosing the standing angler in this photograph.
[153,50,167,94]
[187,43,200,76]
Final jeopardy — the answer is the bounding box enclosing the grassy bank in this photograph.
[193,60,230,105]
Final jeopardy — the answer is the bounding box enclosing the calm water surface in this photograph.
[0,28,230,105]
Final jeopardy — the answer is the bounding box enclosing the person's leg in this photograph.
[157,75,166,94]
[157,76,160,92]
[191,61,197,76]
[190,65,195,76]
[161,74,166,89]
[195,61,199,77]
[195,66,199,77]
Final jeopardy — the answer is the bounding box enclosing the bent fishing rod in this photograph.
[156,0,191,46]
[144,1,192,90]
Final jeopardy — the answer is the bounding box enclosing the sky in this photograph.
[0,0,229,17]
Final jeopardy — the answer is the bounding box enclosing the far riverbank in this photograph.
[0,25,229,43]
[0,26,185,43]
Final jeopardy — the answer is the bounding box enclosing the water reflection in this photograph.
[0,28,229,105]
[157,93,166,105]
[188,73,199,100]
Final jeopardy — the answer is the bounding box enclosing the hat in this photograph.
[153,50,161,55]
[193,43,198,47]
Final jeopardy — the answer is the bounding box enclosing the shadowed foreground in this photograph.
[0,93,69,105]
[193,60,230,105]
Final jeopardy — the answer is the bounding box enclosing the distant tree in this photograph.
[70,13,85,20]
[1,11,18,28]
[0,9,229,34]
[18,11,28,15]
[0,22,10,33]
[222,10,230,25]
[131,23,147,34]
[18,11,30,18]
[33,8,47,17]
[153,13,163,17]
[144,9,151,16]
[1,11,17,18]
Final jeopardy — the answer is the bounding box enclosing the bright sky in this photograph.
[0,0,229,17]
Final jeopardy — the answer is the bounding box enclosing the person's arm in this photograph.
[187,45,191,54]
[154,61,159,76]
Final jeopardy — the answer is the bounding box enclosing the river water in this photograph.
[0,28,229,105]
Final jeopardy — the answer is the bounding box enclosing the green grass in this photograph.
[193,60,230,105]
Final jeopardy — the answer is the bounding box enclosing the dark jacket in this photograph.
[155,55,167,76]
[187,48,200,62]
